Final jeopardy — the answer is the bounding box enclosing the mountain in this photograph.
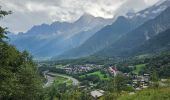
[56,16,142,59]
[55,0,170,60]
[9,13,112,59]
[126,0,170,19]
[96,7,170,57]
[131,29,170,55]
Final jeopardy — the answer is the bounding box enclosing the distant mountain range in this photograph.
[9,13,112,60]
[9,0,170,60]
[56,16,144,59]
[56,0,170,60]
[96,7,170,57]
[126,0,170,19]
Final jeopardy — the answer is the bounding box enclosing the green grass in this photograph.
[137,54,150,59]
[118,88,170,100]
[54,76,72,85]
[80,71,110,80]
[132,64,146,75]
[55,64,64,68]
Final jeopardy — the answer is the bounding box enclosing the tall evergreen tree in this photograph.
[0,7,43,100]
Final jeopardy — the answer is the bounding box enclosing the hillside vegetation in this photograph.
[0,8,43,100]
[118,88,170,100]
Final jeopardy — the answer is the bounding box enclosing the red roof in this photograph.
[111,66,117,71]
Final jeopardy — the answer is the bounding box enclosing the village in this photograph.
[39,62,170,99]
[47,63,154,98]
[59,64,152,90]
[59,64,104,74]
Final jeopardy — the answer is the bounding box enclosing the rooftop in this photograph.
[90,90,104,98]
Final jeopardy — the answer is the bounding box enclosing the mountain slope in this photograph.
[9,14,112,59]
[132,29,170,55]
[56,0,170,60]
[56,16,142,59]
[126,0,170,19]
[96,7,170,57]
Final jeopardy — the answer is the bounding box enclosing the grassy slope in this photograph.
[118,88,170,100]
[132,64,146,74]
[54,76,72,85]
[55,64,64,68]
[80,71,110,80]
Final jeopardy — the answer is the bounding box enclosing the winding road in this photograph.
[43,71,79,87]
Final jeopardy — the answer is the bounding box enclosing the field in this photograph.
[53,75,72,85]
[55,64,64,68]
[132,64,146,75]
[118,88,170,100]
[80,71,110,80]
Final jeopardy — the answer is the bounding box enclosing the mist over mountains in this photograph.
[8,0,170,60]
[56,0,170,60]
[96,7,170,57]
[9,14,112,60]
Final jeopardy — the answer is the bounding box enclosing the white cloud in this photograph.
[0,0,160,33]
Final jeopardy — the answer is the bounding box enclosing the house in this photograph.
[90,90,104,98]
[131,73,150,89]
[109,66,118,76]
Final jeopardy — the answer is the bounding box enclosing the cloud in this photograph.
[0,0,160,33]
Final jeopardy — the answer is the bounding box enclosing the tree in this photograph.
[151,69,159,82]
[0,6,11,42]
[0,7,43,100]
[113,74,129,94]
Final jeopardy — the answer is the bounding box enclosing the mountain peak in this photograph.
[115,16,128,23]
[116,16,126,20]
[81,13,94,18]
[74,13,97,25]
[78,13,95,21]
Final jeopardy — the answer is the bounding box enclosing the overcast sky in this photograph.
[0,0,160,33]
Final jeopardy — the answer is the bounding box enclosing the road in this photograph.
[43,71,79,87]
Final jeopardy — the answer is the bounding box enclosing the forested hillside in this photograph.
[96,7,170,57]
[0,8,43,100]
[132,29,170,55]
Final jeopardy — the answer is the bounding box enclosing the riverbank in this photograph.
[43,71,79,88]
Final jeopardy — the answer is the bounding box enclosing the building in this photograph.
[109,66,118,76]
[90,90,104,98]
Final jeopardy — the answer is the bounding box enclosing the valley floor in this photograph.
[43,71,79,87]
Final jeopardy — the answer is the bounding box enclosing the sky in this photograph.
[0,0,160,33]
